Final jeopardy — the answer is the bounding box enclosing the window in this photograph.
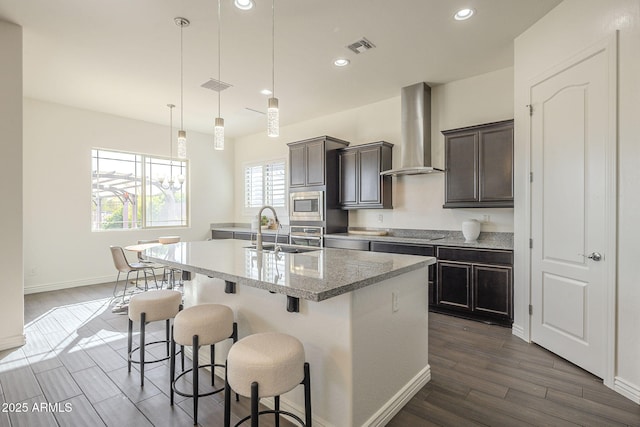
[244,160,286,209]
[92,149,188,230]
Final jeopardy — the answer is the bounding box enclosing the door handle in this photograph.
[579,252,602,261]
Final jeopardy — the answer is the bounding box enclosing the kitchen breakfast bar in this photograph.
[145,239,434,427]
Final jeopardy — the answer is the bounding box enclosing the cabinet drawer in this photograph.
[436,247,512,265]
[324,238,370,251]
[262,234,289,244]
[211,230,234,239]
[370,241,434,257]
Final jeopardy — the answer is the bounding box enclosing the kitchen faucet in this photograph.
[256,205,279,251]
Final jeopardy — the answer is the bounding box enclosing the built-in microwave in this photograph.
[289,191,324,222]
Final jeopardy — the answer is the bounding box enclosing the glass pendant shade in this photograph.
[177,130,187,159]
[267,97,279,137]
[214,117,225,150]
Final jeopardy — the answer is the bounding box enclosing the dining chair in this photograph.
[110,246,158,305]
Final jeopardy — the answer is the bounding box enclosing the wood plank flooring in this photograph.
[0,283,635,426]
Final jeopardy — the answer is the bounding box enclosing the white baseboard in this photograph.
[511,323,526,341]
[364,364,431,427]
[614,376,640,404]
[0,334,26,351]
[24,275,114,295]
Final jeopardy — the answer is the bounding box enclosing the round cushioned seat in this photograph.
[128,289,181,322]
[227,332,305,398]
[173,304,234,347]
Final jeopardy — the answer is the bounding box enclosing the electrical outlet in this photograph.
[27,267,38,276]
[392,290,399,312]
[482,214,490,223]
[378,214,383,223]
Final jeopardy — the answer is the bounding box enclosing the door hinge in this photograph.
[529,305,533,315]
[527,104,533,116]
[529,238,533,249]
[529,172,533,183]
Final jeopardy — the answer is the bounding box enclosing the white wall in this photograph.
[513,0,640,402]
[0,20,25,350]
[23,99,234,293]
[234,67,515,232]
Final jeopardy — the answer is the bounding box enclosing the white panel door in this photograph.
[530,41,616,378]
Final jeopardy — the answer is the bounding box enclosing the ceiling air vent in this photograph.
[346,37,376,54]
[201,78,233,92]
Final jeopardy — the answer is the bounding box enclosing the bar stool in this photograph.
[170,304,238,425]
[127,289,182,387]
[224,332,312,427]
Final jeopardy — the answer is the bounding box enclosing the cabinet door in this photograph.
[473,265,512,318]
[358,146,381,204]
[290,144,306,187]
[305,139,325,186]
[437,261,472,310]
[339,150,358,205]
[479,126,514,202]
[445,132,478,204]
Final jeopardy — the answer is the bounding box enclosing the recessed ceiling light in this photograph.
[234,0,254,11]
[454,8,475,20]
[333,58,350,67]
[260,89,272,95]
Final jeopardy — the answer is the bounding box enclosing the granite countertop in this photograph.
[145,240,434,302]
[325,229,513,251]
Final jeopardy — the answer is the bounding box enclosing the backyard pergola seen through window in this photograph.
[91,149,187,230]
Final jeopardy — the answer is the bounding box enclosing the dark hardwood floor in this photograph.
[0,283,637,426]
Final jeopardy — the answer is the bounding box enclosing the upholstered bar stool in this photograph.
[127,289,182,387]
[170,304,238,425]
[224,332,312,427]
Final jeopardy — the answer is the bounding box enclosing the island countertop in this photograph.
[144,239,434,302]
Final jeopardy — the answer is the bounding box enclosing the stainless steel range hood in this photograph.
[381,82,444,176]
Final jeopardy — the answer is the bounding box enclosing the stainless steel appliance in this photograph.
[289,191,324,222]
[289,225,323,247]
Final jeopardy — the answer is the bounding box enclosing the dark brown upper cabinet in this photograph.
[288,136,349,189]
[338,141,393,209]
[442,119,514,208]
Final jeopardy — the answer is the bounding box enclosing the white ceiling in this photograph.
[0,0,562,138]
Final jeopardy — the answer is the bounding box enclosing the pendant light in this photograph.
[267,0,279,137]
[175,17,190,158]
[213,0,225,150]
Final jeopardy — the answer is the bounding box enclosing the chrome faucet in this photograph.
[256,205,279,251]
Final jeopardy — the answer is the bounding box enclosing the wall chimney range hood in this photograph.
[381,82,444,176]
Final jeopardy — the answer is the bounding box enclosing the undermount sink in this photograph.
[245,244,320,254]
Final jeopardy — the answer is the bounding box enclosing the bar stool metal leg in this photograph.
[170,326,176,406]
[304,363,312,427]
[165,319,170,356]
[193,334,199,425]
[224,362,231,427]
[211,345,216,386]
[274,395,280,427]
[251,382,259,427]
[127,319,133,373]
[140,312,146,387]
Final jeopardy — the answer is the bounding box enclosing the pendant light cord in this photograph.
[180,22,184,131]
[218,0,221,117]
[168,104,174,173]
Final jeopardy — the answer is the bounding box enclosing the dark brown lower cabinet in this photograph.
[437,262,472,310]
[434,247,513,326]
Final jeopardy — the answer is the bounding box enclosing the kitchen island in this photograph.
[145,239,434,427]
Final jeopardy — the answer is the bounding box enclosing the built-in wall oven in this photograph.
[289,226,323,247]
[289,191,324,222]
